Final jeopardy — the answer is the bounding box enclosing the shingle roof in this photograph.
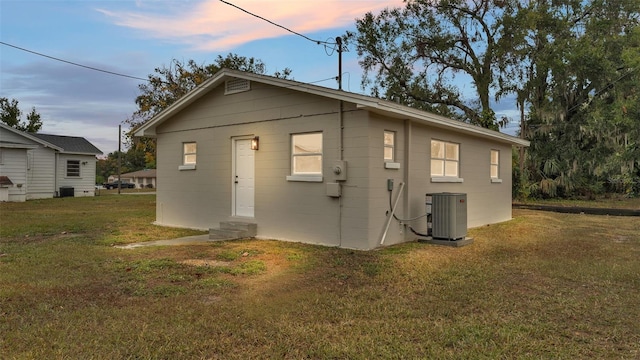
[135,68,530,147]
[119,169,156,178]
[0,176,14,186]
[31,133,103,155]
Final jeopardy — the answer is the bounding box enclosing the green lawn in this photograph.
[1,195,639,359]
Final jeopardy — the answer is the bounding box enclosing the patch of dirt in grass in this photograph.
[179,259,231,267]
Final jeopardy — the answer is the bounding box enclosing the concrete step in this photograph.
[220,221,257,237]
[209,222,257,240]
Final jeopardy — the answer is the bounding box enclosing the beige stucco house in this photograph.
[135,69,529,250]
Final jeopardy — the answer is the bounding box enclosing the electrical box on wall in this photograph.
[326,182,341,197]
[332,160,347,181]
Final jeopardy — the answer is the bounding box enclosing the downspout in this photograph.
[403,119,411,237]
[338,99,344,247]
[54,151,59,197]
[337,36,344,247]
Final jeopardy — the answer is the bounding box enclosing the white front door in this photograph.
[233,138,255,217]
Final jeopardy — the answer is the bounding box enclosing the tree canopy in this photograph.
[0,97,42,132]
[346,0,521,129]
[347,0,640,198]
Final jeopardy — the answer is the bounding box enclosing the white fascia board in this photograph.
[0,142,39,149]
[0,123,64,151]
[356,103,530,147]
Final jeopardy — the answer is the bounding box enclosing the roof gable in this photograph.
[134,69,529,147]
[0,123,64,151]
[0,123,102,155]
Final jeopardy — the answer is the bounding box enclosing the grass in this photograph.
[1,195,639,358]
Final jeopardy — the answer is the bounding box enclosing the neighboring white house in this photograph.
[0,123,103,201]
[135,69,530,250]
[108,169,156,188]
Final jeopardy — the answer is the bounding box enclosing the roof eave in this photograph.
[357,104,530,147]
[134,73,229,137]
[0,124,65,151]
[132,69,530,148]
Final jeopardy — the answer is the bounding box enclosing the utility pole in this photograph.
[117,125,122,195]
[519,99,525,176]
[336,37,342,91]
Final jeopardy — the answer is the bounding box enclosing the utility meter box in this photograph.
[332,160,347,181]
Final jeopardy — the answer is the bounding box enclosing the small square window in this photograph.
[430,140,459,178]
[67,160,80,177]
[183,142,197,165]
[288,132,323,181]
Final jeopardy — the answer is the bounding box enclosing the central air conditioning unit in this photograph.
[426,193,467,240]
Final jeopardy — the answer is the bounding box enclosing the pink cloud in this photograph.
[98,0,403,51]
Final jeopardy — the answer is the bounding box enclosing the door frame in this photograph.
[231,136,255,217]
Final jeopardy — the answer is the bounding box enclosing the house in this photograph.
[108,169,156,188]
[135,69,529,250]
[0,123,103,201]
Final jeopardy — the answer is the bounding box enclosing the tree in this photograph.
[515,0,640,198]
[124,54,292,169]
[345,0,520,129]
[0,97,43,132]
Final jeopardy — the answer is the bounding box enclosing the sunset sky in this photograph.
[1,0,518,154]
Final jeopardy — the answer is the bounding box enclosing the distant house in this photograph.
[0,123,103,201]
[108,169,156,188]
[135,69,529,250]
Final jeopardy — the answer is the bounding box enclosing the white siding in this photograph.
[0,148,28,202]
[26,147,56,199]
[56,154,97,197]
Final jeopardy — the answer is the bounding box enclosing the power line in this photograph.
[0,41,149,82]
[2,40,341,90]
[219,0,335,46]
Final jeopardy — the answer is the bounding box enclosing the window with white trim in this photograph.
[384,131,395,162]
[183,142,197,165]
[490,150,500,178]
[290,132,323,179]
[430,140,460,178]
[66,160,80,177]
[179,142,197,170]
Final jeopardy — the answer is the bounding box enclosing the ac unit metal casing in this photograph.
[429,193,467,240]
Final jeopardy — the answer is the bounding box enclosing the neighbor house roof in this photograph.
[114,169,156,178]
[0,123,102,155]
[0,123,63,151]
[31,133,103,155]
[0,176,14,186]
[134,68,530,147]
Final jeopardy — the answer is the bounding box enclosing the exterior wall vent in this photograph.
[427,193,467,240]
[225,78,251,95]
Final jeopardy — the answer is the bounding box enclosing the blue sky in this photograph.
[1,0,519,155]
